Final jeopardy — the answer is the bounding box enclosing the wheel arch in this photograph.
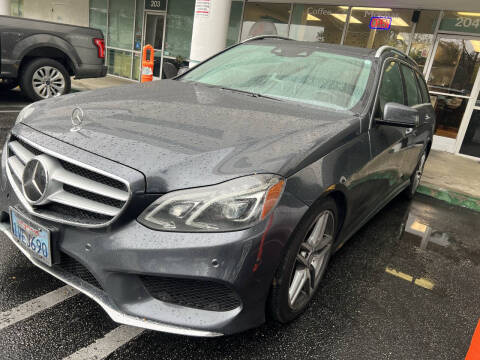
[19,46,76,77]
[12,34,80,77]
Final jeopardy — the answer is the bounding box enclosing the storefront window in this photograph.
[430,95,468,139]
[460,109,480,157]
[89,0,107,38]
[344,7,414,52]
[227,0,244,47]
[289,5,347,43]
[108,49,132,78]
[409,11,440,72]
[240,3,290,41]
[440,11,480,35]
[10,0,23,17]
[134,0,144,51]
[132,53,141,81]
[108,0,135,50]
[164,0,195,60]
[428,38,480,96]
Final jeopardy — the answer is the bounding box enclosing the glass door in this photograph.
[458,89,480,158]
[143,11,167,80]
[425,35,480,153]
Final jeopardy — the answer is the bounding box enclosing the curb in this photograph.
[417,183,480,213]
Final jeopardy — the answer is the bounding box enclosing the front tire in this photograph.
[268,198,338,323]
[20,58,70,101]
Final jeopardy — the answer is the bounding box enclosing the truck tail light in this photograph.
[93,38,105,59]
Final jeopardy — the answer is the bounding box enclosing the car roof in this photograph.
[242,37,419,69]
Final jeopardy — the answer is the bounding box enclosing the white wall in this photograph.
[23,0,89,26]
[0,0,11,15]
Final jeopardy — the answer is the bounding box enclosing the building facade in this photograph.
[3,0,480,159]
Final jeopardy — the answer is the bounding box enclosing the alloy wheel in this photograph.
[288,210,335,310]
[32,66,66,99]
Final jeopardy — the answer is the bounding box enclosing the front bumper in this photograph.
[0,221,221,337]
[0,134,308,336]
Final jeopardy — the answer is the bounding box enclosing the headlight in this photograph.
[15,104,35,124]
[138,174,285,232]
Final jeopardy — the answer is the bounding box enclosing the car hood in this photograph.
[21,80,356,193]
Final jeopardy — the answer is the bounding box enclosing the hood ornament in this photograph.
[71,107,84,132]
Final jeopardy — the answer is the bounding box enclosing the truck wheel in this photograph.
[20,58,71,101]
[0,78,18,91]
[268,198,338,323]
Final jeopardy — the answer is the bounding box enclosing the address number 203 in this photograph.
[150,0,162,8]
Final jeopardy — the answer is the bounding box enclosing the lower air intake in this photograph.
[141,276,241,312]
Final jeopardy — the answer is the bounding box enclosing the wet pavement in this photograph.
[0,90,479,359]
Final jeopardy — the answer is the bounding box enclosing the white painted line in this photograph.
[0,285,78,330]
[0,110,21,113]
[63,325,144,360]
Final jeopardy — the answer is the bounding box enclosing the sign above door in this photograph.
[145,0,167,11]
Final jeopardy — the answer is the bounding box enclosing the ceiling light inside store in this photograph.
[331,14,362,23]
[391,17,410,27]
[471,40,480,52]
[347,7,393,11]
[457,12,480,17]
[307,14,321,21]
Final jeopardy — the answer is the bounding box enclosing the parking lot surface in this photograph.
[0,89,478,359]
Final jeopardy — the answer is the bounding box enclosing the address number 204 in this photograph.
[455,17,480,29]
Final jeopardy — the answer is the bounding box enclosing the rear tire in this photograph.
[404,152,427,200]
[268,198,338,323]
[20,58,70,101]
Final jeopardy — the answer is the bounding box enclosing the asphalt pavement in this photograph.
[0,88,479,359]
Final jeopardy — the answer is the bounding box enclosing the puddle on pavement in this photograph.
[384,208,479,291]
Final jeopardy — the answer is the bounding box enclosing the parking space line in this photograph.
[63,325,144,360]
[0,110,21,113]
[0,285,78,330]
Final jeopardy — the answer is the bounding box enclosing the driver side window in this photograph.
[376,61,404,118]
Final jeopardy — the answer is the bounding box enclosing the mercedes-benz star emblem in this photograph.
[71,107,84,132]
[22,158,49,205]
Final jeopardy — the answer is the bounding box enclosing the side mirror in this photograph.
[378,102,419,128]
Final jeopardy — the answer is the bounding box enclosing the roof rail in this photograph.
[375,45,418,66]
[241,35,292,44]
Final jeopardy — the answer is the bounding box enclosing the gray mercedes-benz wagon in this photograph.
[0,37,434,336]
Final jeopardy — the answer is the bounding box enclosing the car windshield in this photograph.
[180,43,373,111]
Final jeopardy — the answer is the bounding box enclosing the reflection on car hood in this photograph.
[21,80,356,193]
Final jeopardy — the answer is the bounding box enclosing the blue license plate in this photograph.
[9,208,52,267]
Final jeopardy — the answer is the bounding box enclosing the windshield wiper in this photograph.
[218,87,284,102]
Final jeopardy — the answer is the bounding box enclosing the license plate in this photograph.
[9,208,52,267]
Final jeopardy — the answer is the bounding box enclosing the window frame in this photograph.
[414,70,431,104]
[373,59,406,120]
[400,63,423,107]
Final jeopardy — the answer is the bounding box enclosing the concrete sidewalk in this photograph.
[71,75,135,92]
[418,150,480,212]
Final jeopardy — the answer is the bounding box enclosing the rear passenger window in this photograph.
[378,61,404,115]
[401,65,422,106]
[415,72,430,104]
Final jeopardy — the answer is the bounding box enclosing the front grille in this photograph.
[56,252,102,290]
[6,135,130,227]
[141,276,242,312]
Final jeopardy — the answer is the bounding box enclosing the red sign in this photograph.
[370,17,392,30]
